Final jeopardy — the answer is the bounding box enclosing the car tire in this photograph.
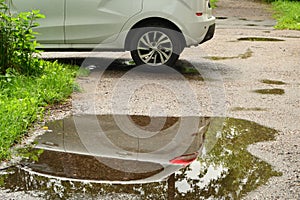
[129,22,184,67]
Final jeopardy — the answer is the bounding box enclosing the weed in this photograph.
[0,61,78,160]
[0,0,44,75]
[272,0,300,30]
[210,0,219,8]
[0,0,79,160]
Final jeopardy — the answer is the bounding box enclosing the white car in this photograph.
[27,115,210,184]
[13,0,215,66]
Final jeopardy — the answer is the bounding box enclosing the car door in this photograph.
[65,0,142,44]
[12,0,65,43]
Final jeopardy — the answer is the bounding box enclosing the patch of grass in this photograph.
[76,67,90,77]
[210,0,218,8]
[0,61,78,160]
[272,0,300,30]
[0,0,45,75]
[0,0,79,160]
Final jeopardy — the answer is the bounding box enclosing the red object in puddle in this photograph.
[170,152,199,166]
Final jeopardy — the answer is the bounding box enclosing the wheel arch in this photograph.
[124,17,186,51]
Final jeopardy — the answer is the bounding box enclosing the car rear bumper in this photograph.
[200,23,215,44]
[183,15,215,47]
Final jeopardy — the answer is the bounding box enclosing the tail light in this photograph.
[169,152,199,166]
[196,12,203,17]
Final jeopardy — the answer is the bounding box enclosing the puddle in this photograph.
[231,107,267,112]
[254,88,285,95]
[216,16,228,20]
[281,35,300,39]
[238,19,263,22]
[260,79,286,85]
[264,25,274,28]
[204,55,236,61]
[204,48,253,61]
[246,24,258,27]
[238,37,284,42]
[0,115,281,199]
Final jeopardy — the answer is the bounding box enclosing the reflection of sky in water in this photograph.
[176,161,228,194]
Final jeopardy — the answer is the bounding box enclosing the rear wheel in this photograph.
[130,23,184,66]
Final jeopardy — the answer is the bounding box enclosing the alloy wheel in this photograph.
[137,31,173,66]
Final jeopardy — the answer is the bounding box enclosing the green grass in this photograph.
[272,0,300,30]
[0,60,78,160]
[210,0,219,8]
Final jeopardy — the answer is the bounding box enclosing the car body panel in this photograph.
[65,0,142,44]
[12,0,65,43]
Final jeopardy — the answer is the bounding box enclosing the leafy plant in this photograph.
[0,1,79,160]
[0,0,44,75]
[272,0,300,30]
[210,0,218,8]
[0,61,78,160]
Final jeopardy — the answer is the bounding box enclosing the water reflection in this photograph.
[0,115,281,199]
[30,115,209,182]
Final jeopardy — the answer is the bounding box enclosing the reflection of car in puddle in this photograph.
[2,117,282,199]
[23,115,210,184]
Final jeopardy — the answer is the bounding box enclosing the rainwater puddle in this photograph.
[246,24,258,27]
[260,79,286,85]
[204,48,253,61]
[0,115,281,200]
[237,37,284,42]
[231,107,267,112]
[216,16,228,20]
[254,88,285,95]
